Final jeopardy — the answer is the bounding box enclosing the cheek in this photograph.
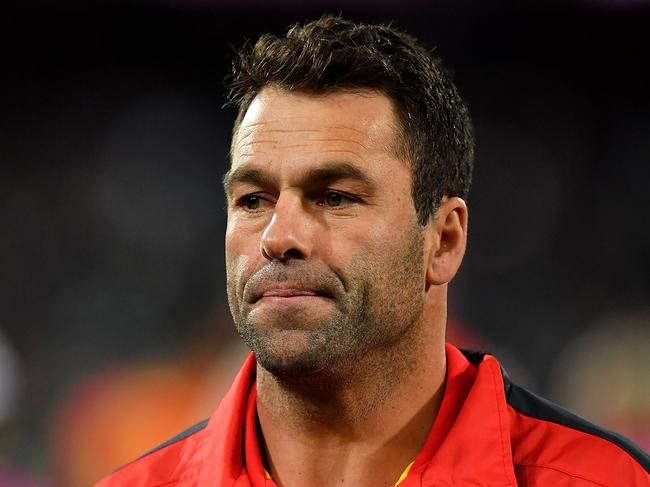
[225,223,261,293]
[339,214,409,257]
[326,219,403,287]
[354,218,425,280]
[225,216,261,261]
[225,253,258,319]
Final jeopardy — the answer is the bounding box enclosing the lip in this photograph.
[244,266,341,304]
[256,295,327,306]
[249,284,333,304]
[255,293,331,311]
[261,288,318,298]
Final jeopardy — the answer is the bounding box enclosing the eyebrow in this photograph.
[222,167,274,198]
[222,161,376,197]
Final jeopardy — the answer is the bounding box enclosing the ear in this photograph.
[423,197,468,287]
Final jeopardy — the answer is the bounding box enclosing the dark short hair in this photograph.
[226,15,474,225]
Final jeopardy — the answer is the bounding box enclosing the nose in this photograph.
[260,193,313,261]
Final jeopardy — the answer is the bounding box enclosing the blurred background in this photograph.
[1,0,649,485]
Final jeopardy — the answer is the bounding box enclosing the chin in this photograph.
[235,306,365,380]
[249,329,328,375]
[245,328,356,382]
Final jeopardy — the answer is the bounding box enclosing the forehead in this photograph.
[231,87,402,169]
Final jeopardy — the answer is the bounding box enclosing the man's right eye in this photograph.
[241,195,264,210]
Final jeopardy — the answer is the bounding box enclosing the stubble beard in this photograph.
[227,224,426,384]
[235,282,371,381]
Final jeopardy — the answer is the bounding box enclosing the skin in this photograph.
[225,87,468,487]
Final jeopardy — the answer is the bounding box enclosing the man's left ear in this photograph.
[424,197,468,287]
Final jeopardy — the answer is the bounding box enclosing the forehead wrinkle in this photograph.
[242,125,367,136]
[243,127,323,133]
[242,139,279,145]
[234,122,316,148]
[238,152,268,157]
[237,123,371,143]
[308,138,369,151]
[298,149,365,162]
[235,135,372,162]
[321,125,367,136]
[232,91,406,169]
[236,123,320,143]
[243,142,367,152]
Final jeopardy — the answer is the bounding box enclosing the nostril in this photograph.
[260,246,305,262]
[282,248,305,260]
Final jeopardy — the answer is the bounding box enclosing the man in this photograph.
[96,15,649,487]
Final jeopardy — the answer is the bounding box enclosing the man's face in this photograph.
[225,87,427,378]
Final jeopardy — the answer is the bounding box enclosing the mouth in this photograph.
[242,262,343,306]
[251,285,333,304]
[256,295,328,307]
[262,288,316,298]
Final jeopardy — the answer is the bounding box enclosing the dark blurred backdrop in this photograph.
[1,1,649,485]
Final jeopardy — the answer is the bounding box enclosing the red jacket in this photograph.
[96,344,649,486]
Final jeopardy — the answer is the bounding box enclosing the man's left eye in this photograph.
[322,192,354,207]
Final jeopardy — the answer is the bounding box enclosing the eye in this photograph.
[238,194,270,211]
[325,192,344,207]
[244,195,261,210]
[321,191,356,208]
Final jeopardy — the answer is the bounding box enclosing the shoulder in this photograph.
[94,419,210,487]
[501,366,649,486]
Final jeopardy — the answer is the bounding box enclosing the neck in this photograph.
[255,292,447,487]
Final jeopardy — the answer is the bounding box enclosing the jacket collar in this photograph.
[195,345,517,486]
[194,353,258,486]
[404,345,517,486]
